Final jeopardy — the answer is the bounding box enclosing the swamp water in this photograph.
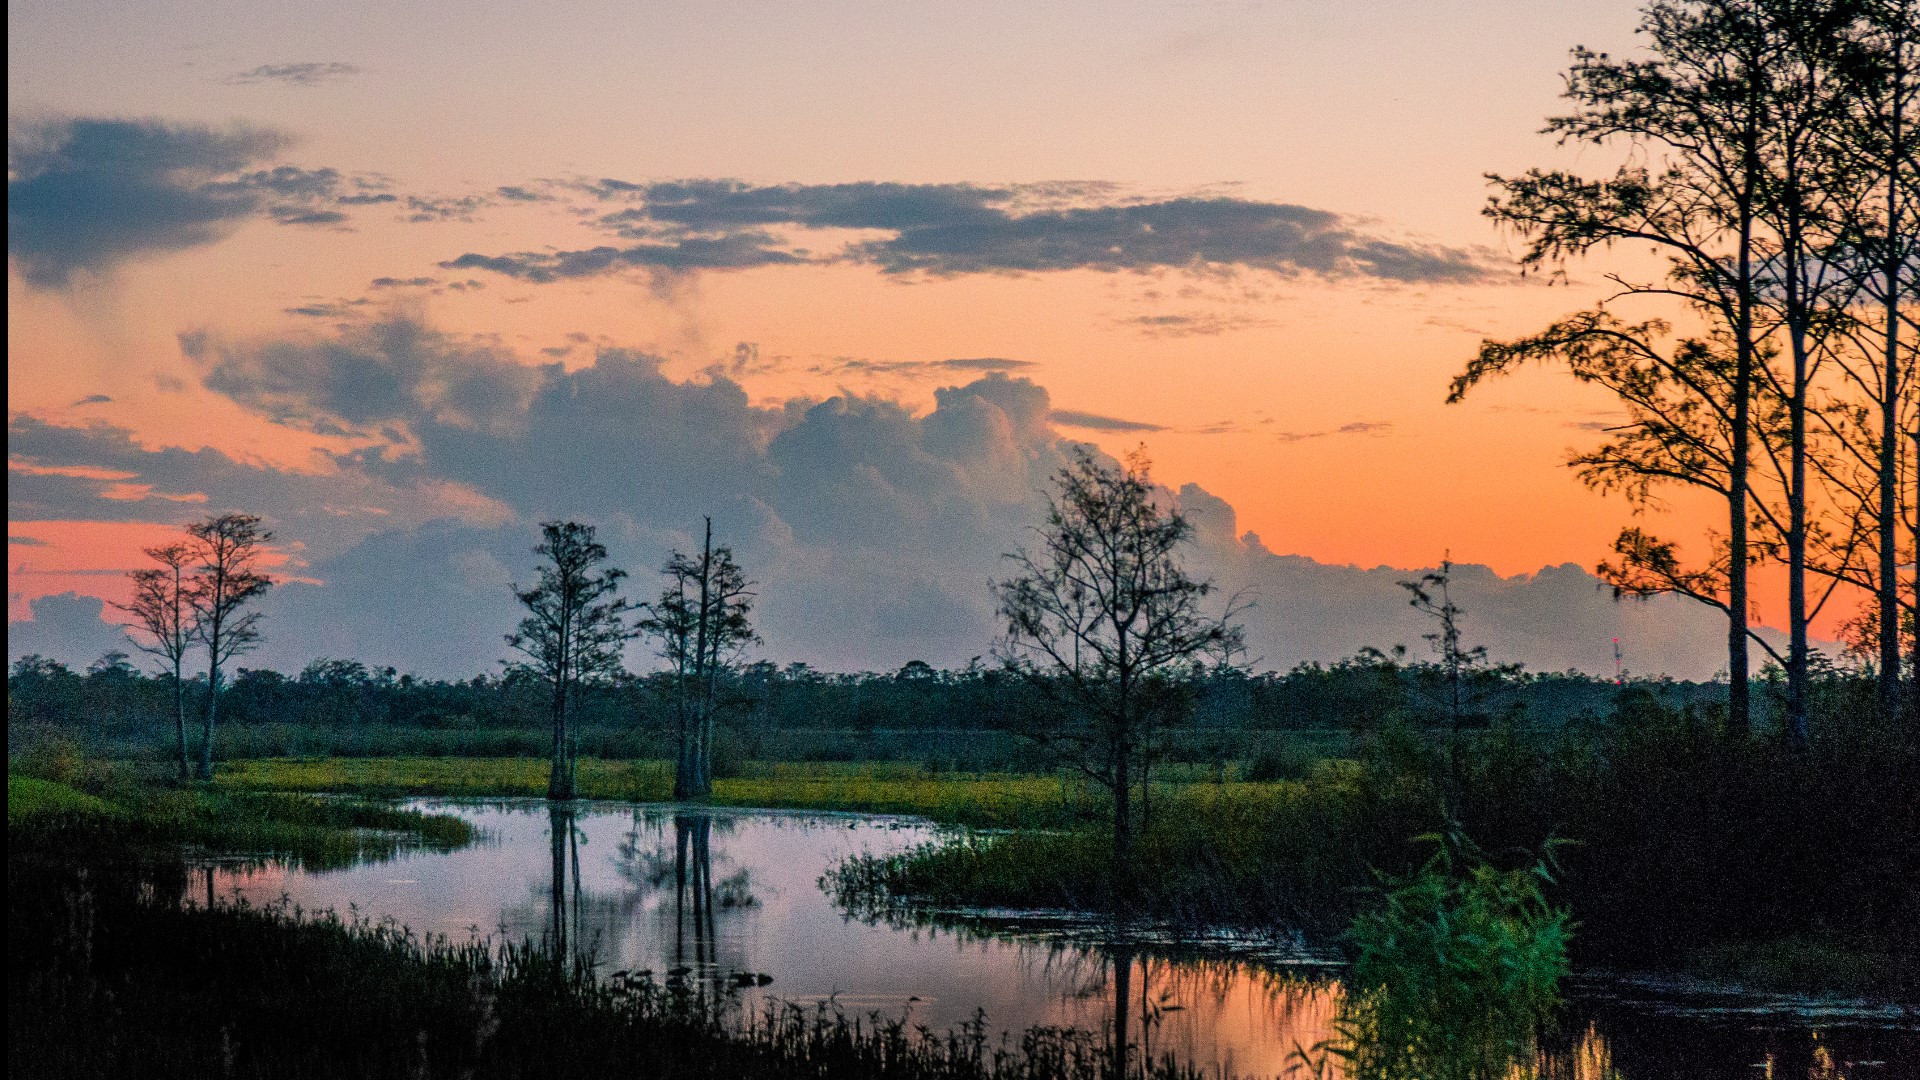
[200,800,1915,1079]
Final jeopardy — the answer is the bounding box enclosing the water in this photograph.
[199,800,1917,1079]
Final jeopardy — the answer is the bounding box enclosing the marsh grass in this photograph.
[216,756,1121,828]
[9,768,473,870]
[828,764,1383,932]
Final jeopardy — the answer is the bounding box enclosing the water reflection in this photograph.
[196,802,1915,1080]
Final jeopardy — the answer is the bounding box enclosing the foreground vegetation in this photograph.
[832,695,1919,997]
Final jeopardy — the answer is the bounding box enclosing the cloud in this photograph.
[816,356,1039,378]
[9,535,51,546]
[7,117,289,286]
[11,316,1748,679]
[6,412,510,564]
[226,62,361,86]
[6,593,130,670]
[72,394,112,406]
[405,194,491,223]
[1274,420,1392,443]
[282,300,366,318]
[5,118,411,285]
[445,180,1500,285]
[1049,409,1167,433]
[1121,312,1277,338]
[441,233,807,282]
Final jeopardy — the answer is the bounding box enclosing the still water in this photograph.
[201,801,1915,1079]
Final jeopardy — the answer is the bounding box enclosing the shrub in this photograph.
[1330,831,1571,1080]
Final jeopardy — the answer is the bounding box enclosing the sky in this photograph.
[8,0,1822,678]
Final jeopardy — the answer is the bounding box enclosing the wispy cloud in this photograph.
[816,356,1038,378]
[1120,312,1278,338]
[226,62,360,86]
[1051,409,1167,433]
[1274,420,1392,444]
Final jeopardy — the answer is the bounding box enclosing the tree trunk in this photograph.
[674,698,699,800]
[1879,83,1906,724]
[173,661,190,782]
[1787,335,1811,749]
[1111,738,1131,889]
[692,519,714,799]
[199,662,219,782]
[548,678,573,800]
[1728,190,1756,739]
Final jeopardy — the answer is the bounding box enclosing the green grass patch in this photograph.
[216,756,1116,828]
[8,775,121,827]
[9,768,475,871]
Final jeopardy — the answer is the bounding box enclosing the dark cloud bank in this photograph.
[12,317,1735,679]
[8,117,1499,292]
[445,179,1499,284]
[7,117,459,286]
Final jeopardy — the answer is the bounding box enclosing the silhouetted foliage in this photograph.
[637,518,757,800]
[994,447,1245,879]
[506,521,633,800]
[185,513,273,780]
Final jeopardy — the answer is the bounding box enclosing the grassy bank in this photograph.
[216,756,1130,829]
[9,768,473,869]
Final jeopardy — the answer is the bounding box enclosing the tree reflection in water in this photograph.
[546,803,583,958]
[674,813,719,975]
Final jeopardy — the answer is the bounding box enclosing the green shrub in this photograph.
[1330,831,1571,1080]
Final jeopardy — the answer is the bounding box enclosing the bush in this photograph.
[1331,831,1571,1080]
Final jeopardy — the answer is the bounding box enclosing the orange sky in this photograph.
[7,0,1858,657]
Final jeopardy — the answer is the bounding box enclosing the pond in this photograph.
[198,800,1915,1079]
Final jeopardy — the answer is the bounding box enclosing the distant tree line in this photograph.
[8,643,1718,755]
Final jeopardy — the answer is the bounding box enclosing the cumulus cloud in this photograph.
[6,593,130,670]
[226,62,361,86]
[9,316,1744,678]
[443,179,1500,285]
[6,412,509,564]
